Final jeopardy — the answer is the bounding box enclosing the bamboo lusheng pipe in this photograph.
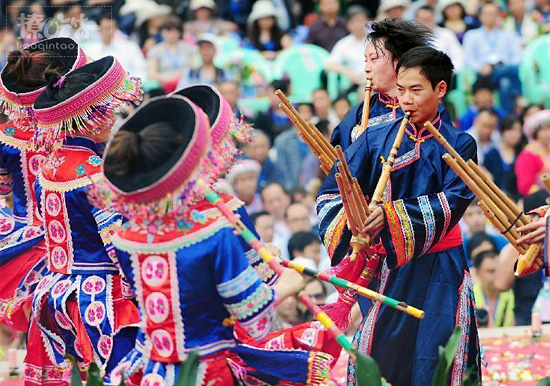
[443,154,528,254]
[336,173,360,236]
[425,121,529,237]
[541,173,550,194]
[354,78,373,139]
[276,89,337,162]
[467,160,529,227]
[369,113,410,210]
[478,200,522,251]
[279,103,333,174]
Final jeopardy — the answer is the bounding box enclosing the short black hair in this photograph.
[316,119,330,136]
[396,46,454,91]
[466,231,497,260]
[288,231,321,259]
[473,250,498,269]
[499,114,520,133]
[477,107,498,119]
[270,79,290,95]
[260,182,288,198]
[250,210,271,225]
[416,4,435,16]
[97,12,115,25]
[472,77,496,93]
[347,5,370,21]
[367,19,434,62]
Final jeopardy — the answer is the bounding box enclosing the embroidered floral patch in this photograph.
[87,155,102,167]
[75,164,86,177]
[176,219,194,232]
[4,127,15,136]
[190,209,207,224]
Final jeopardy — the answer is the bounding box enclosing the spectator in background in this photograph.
[277,203,314,259]
[246,0,291,60]
[307,0,348,52]
[459,78,506,131]
[288,231,322,269]
[406,0,440,24]
[473,250,515,327]
[311,88,339,127]
[218,0,255,33]
[377,0,411,20]
[534,0,550,35]
[56,2,101,42]
[177,34,230,88]
[297,103,315,122]
[415,5,464,70]
[462,199,508,261]
[147,16,197,89]
[521,103,544,126]
[483,115,522,199]
[325,6,369,87]
[120,0,172,51]
[250,211,275,243]
[274,117,317,190]
[17,2,47,45]
[467,232,499,264]
[463,2,522,113]
[502,0,539,48]
[227,159,263,213]
[185,0,238,38]
[515,110,550,196]
[0,27,16,70]
[245,130,285,190]
[466,107,500,164]
[261,182,291,248]
[254,80,293,141]
[87,15,147,81]
[333,96,352,121]
[438,0,478,43]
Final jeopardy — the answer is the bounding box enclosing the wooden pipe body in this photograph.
[358,79,373,136]
[369,113,410,211]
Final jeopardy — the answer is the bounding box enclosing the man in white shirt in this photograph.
[86,15,147,82]
[325,6,369,86]
[416,5,464,70]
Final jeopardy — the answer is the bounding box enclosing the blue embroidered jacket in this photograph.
[113,202,276,362]
[35,137,121,275]
[317,116,481,386]
[330,93,453,152]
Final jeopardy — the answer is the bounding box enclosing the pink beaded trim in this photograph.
[103,99,211,204]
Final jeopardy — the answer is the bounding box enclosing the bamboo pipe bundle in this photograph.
[275,90,337,173]
[334,146,370,260]
[424,121,540,267]
[442,154,528,254]
[368,113,410,210]
[355,79,373,139]
[279,103,333,174]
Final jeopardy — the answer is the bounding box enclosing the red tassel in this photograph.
[322,250,383,331]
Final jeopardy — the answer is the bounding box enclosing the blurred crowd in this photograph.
[2,0,550,359]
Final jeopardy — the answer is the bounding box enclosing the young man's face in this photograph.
[364,43,397,94]
[397,66,446,125]
[254,214,275,243]
[477,255,498,293]
[464,205,486,234]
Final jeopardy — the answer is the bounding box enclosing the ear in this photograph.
[435,80,447,99]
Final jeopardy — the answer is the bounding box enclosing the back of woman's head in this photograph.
[105,122,184,177]
[6,49,65,88]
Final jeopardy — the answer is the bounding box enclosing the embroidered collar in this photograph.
[378,93,400,109]
[406,113,442,142]
[116,195,242,245]
[40,138,103,192]
[115,207,233,251]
